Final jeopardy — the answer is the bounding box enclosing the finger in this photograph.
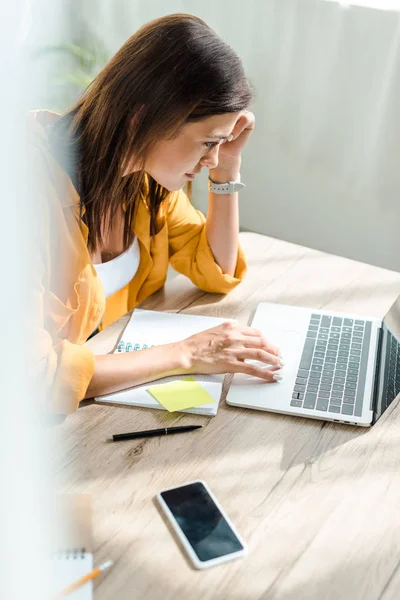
[228,111,256,141]
[235,348,283,368]
[238,361,283,382]
[239,327,281,356]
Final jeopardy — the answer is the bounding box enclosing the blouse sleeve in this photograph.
[166,188,247,294]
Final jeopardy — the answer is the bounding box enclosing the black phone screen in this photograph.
[160,482,244,562]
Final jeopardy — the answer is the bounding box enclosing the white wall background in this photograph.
[70,0,400,271]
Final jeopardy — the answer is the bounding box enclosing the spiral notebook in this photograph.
[95,309,231,416]
[51,495,93,599]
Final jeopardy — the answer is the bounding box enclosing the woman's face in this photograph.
[124,112,241,190]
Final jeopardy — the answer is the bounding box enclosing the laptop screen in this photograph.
[374,295,400,423]
[383,295,400,341]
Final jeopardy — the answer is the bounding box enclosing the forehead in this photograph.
[183,112,242,138]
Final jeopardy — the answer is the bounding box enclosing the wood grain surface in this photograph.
[51,233,400,600]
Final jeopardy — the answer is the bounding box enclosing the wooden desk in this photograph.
[55,233,400,600]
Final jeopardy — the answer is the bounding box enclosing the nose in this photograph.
[199,145,220,170]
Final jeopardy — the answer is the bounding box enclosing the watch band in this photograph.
[208,174,246,195]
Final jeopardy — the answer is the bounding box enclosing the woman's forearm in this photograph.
[85,342,187,399]
[205,190,239,277]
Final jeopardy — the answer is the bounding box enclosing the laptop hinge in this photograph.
[371,326,383,425]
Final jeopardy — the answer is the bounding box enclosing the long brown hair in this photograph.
[49,14,253,253]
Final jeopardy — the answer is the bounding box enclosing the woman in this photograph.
[31,14,282,414]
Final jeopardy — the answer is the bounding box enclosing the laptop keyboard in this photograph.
[291,314,371,417]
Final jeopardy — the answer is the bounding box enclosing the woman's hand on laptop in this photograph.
[176,321,283,381]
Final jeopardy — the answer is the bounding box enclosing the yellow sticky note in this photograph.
[146,377,215,412]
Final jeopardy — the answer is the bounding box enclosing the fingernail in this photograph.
[280,360,285,367]
[227,134,234,142]
[273,374,283,381]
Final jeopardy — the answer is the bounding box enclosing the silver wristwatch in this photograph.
[208,173,246,195]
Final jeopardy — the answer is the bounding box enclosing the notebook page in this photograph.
[51,495,93,599]
[51,552,93,599]
[116,309,231,350]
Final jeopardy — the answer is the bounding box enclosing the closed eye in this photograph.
[204,141,219,149]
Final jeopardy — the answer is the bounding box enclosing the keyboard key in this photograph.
[329,405,341,413]
[326,342,339,352]
[333,377,345,385]
[343,396,355,404]
[333,317,343,326]
[330,397,342,406]
[311,314,321,321]
[308,325,319,331]
[304,392,317,409]
[349,355,360,363]
[325,357,336,364]
[332,389,344,397]
[322,370,334,377]
[299,338,316,370]
[354,326,364,332]
[353,332,363,338]
[316,397,329,411]
[294,384,306,392]
[345,382,357,389]
[307,331,318,339]
[321,316,332,327]
[326,350,337,358]
[339,342,350,349]
[351,343,362,350]
[320,385,332,392]
[314,352,325,359]
[290,400,303,407]
[344,389,356,398]
[330,333,340,339]
[307,385,319,393]
[348,362,359,369]
[343,318,354,326]
[331,326,341,332]
[320,327,330,334]
[297,369,310,378]
[313,358,324,365]
[316,345,326,353]
[318,334,329,341]
[321,376,333,384]
[350,350,361,356]
[346,375,358,383]
[296,377,307,385]
[342,333,352,339]
[338,351,349,358]
[341,404,354,415]
[318,391,330,398]
[309,377,321,385]
[348,368,358,376]
[311,365,323,373]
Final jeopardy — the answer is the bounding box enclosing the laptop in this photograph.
[226,296,400,427]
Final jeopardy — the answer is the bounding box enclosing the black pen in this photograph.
[107,425,202,442]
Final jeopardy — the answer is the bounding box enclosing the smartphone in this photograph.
[157,480,247,569]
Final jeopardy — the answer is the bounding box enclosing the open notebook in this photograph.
[95,309,231,416]
[51,495,93,599]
